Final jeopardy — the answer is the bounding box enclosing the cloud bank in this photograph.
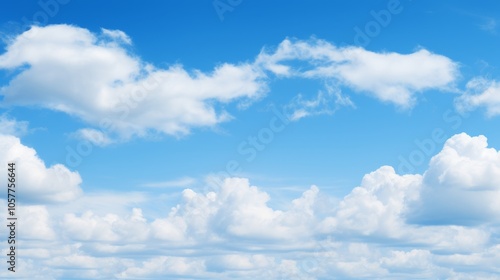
[2,132,500,279]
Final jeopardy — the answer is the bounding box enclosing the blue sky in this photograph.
[1,0,500,279]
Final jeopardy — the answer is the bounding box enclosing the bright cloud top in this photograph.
[2,132,500,279]
[0,25,462,143]
[0,134,82,203]
[0,115,28,136]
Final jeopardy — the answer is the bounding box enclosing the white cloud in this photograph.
[49,191,149,218]
[479,18,497,34]
[117,256,205,279]
[72,128,113,146]
[411,133,500,225]
[256,38,459,108]
[148,178,319,243]
[456,77,500,117]
[62,208,149,242]
[0,26,462,142]
[0,22,496,277]
[141,176,196,188]
[1,132,500,279]
[380,249,434,272]
[19,205,56,240]
[206,254,275,272]
[319,166,422,237]
[0,114,28,136]
[285,83,354,121]
[21,131,499,277]
[0,24,266,139]
[101,28,132,45]
[0,134,82,203]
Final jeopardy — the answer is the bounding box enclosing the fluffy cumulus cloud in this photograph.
[319,166,422,237]
[0,25,461,142]
[0,134,82,203]
[0,24,266,139]
[411,133,500,225]
[58,178,318,246]
[3,132,500,279]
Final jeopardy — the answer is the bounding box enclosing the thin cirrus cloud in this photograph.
[1,132,500,278]
[0,24,462,143]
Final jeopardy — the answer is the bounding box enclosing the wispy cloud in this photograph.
[72,128,113,147]
[456,77,500,117]
[2,133,500,278]
[0,26,460,144]
[479,17,497,34]
[141,176,196,188]
[0,114,28,136]
[285,83,354,121]
[256,38,459,108]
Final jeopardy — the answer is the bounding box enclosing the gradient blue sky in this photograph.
[1,0,500,279]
